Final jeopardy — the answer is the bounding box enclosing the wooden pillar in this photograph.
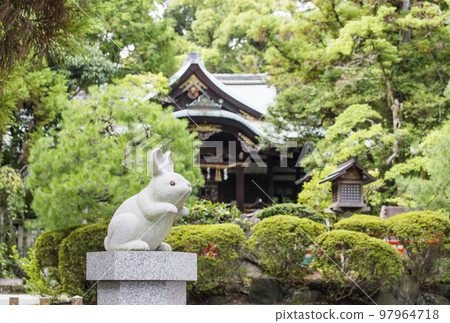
[26,229,35,248]
[18,224,24,256]
[267,155,274,201]
[295,167,302,195]
[236,166,244,211]
[71,296,83,305]
[9,297,19,305]
[9,220,15,244]
[40,297,51,305]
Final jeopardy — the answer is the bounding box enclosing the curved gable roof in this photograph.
[169,52,275,118]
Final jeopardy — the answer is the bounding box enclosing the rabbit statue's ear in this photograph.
[162,151,174,173]
[150,148,164,176]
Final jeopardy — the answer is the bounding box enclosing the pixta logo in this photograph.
[123,130,172,176]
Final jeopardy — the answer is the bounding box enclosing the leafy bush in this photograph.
[0,166,26,248]
[248,215,328,283]
[313,230,403,302]
[175,199,250,230]
[386,211,450,287]
[35,225,84,268]
[11,246,59,298]
[257,203,326,224]
[334,214,387,238]
[297,167,332,213]
[165,223,246,297]
[58,221,109,299]
[1,242,19,278]
[7,227,85,298]
[57,220,246,301]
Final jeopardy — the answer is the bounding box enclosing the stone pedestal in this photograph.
[86,251,197,305]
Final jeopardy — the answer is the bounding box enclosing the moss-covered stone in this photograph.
[248,277,282,304]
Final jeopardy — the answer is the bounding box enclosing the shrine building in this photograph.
[151,52,305,211]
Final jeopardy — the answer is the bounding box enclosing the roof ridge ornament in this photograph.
[183,51,205,67]
[187,92,222,109]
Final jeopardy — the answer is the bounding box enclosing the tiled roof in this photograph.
[169,52,276,115]
[319,157,377,184]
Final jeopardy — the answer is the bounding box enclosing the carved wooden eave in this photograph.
[173,108,262,147]
[187,93,222,109]
[167,52,265,121]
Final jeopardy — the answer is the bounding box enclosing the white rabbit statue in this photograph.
[104,148,192,251]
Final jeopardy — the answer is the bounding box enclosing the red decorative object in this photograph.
[199,243,218,258]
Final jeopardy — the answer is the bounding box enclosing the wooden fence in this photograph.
[9,219,43,256]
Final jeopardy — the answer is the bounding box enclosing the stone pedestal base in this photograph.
[86,251,197,305]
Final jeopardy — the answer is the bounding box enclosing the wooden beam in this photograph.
[267,155,274,200]
[236,166,245,211]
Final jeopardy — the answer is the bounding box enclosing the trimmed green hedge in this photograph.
[35,225,84,268]
[248,215,328,283]
[313,230,403,302]
[165,223,246,295]
[257,203,326,224]
[386,211,449,243]
[334,214,387,238]
[58,221,109,298]
[56,221,245,299]
[386,211,450,287]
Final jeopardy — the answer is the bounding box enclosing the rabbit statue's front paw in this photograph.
[167,204,178,215]
[112,240,150,251]
[157,242,172,251]
[127,240,150,251]
[177,206,189,218]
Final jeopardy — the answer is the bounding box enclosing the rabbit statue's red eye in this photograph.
[170,181,176,186]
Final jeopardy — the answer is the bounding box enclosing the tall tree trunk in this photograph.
[391,99,403,164]
[378,56,402,165]
[0,207,4,246]
[401,0,411,42]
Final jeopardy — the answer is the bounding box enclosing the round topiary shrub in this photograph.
[386,211,450,287]
[165,223,246,298]
[257,203,326,224]
[334,214,387,238]
[248,215,328,283]
[313,230,403,303]
[35,225,84,268]
[174,199,250,231]
[58,221,109,299]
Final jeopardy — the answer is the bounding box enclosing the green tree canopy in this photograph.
[386,118,450,211]
[87,0,180,76]
[260,0,449,206]
[165,0,284,73]
[49,45,115,97]
[0,65,69,168]
[27,75,202,230]
[0,0,92,75]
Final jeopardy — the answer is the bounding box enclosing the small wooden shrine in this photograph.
[320,157,376,215]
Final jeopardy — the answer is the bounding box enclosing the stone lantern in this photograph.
[320,157,376,217]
